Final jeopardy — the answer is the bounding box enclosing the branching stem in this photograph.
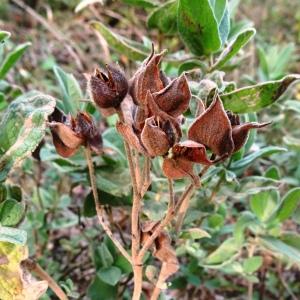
[84,147,132,264]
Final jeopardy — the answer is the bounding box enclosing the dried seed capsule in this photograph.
[88,65,128,109]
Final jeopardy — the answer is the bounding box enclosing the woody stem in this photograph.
[84,147,132,264]
[117,109,143,299]
[23,258,68,300]
[175,165,211,233]
[138,179,175,262]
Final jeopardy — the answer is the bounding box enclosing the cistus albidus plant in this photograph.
[47,47,269,300]
[1,1,300,299]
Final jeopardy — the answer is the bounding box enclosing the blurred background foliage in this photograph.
[0,0,300,299]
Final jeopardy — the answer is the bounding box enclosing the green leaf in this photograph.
[274,188,300,222]
[0,31,11,44]
[264,166,281,180]
[211,28,256,71]
[217,1,230,45]
[97,243,114,268]
[0,91,56,182]
[90,21,149,61]
[212,0,227,22]
[0,199,24,226]
[181,228,211,240]
[98,266,122,286]
[260,236,300,264]
[123,0,158,8]
[147,0,178,35]
[178,59,207,75]
[0,226,27,245]
[249,190,279,222]
[229,146,286,171]
[221,74,300,113]
[83,189,132,217]
[243,256,263,274]
[0,93,8,111]
[283,135,300,151]
[177,0,221,55]
[281,233,300,250]
[88,275,117,300]
[53,66,82,114]
[234,211,257,245]
[205,237,240,264]
[0,42,31,79]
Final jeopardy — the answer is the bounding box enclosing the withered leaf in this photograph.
[153,232,179,285]
[141,117,170,157]
[154,74,191,117]
[232,122,270,152]
[188,95,234,156]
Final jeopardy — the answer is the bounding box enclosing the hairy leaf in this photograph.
[53,66,82,114]
[221,75,300,113]
[177,0,221,55]
[0,91,56,182]
[147,0,178,34]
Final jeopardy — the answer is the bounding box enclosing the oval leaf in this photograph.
[221,74,300,113]
[0,199,25,226]
[275,188,300,222]
[97,266,122,286]
[0,91,56,182]
[147,0,178,35]
[178,0,221,55]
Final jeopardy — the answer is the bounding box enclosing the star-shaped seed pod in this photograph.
[88,65,128,109]
[188,94,270,157]
[49,108,102,157]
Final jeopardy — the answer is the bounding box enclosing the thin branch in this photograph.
[140,156,151,197]
[84,147,132,264]
[150,262,167,300]
[23,258,68,300]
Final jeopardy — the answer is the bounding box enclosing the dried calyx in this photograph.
[48,108,102,157]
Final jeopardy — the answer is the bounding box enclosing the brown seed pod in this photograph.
[141,117,171,157]
[188,94,234,157]
[153,74,191,117]
[88,65,128,109]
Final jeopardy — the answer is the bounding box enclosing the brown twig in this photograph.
[138,179,175,262]
[84,147,132,264]
[23,258,68,300]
